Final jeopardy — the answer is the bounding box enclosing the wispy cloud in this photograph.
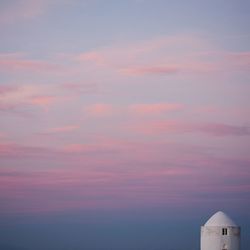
[223,51,250,71]
[45,125,80,134]
[0,0,43,24]
[85,103,114,117]
[62,82,100,95]
[0,0,67,24]
[83,102,183,118]
[195,122,250,136]
[121,65,180,75]
[129,103,183,115]
[132,120,250,136]
[71,35,250,77]
[0,85,19,95]
[71,35,218,75]
[0,84,63,114]
[0,54,62,73]
[1,143,249,214]
[0,143,55,158]
[26,95,57,111]
[76,51,105,65]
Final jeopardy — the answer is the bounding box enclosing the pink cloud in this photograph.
[0,85,19,95]
[62,143,119,155]
[132,120,250,136]
[0,0,66,25]
[76,51,105,64]
[120,61,217,76]
[0,103,17,112]
[0,84,64,114]
[0,1,42,24]
[0,164,191,214]
[223,51,250,71]
[0,102,32,117]
[121,65,180,75]
[195,123,250,136]
[83,102,182,118]
[1,156,248,214]
[0,132,7,139]
[129,103,183,115]
[63,144,91,153]
[0,57,61,73]
[62,82,100,95]
[72,36,250,76]
[26,95,57,111]
[46,125,80,133]
[27,95,72,112]
[70,34,218,76]
[0,138,249,214]
[0,85,23,112]
[0,143,55,158]
[85,103,114,117]
[192,50,250,72]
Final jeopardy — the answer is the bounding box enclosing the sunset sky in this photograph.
[0,1,250,249]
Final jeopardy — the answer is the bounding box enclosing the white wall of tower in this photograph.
[201,225,240,250]
[200,211,240,250]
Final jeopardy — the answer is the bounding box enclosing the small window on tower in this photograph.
[222,228,228,235]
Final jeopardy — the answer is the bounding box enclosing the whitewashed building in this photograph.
[201,211,240,250]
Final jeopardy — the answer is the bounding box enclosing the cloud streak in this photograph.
[0,151,249,214]
[85,104,114,117]
[0,54,62,73]
[0,0,67,24]
[129,103,183,115]
[71,35,250,77]
[132,120,250,136]
[45,125,80,134]
[121,65,180,75]
[0,83,68,114]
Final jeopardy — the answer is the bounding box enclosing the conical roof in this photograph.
[204,211,237,227]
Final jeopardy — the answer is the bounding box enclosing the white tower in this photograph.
[201,211,240,250]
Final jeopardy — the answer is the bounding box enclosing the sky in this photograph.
[0,0,250,249]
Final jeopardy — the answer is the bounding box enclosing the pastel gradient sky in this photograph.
[0,1,250,250]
